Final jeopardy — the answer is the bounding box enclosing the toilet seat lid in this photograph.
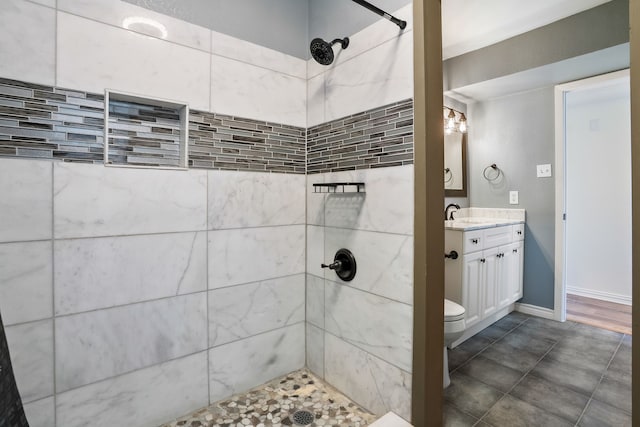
[444,299,465,321]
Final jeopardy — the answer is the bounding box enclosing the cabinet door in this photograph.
[462,251,484,328]
[483,246,500,318]
[508,240,524,301]
[499,243,519,308]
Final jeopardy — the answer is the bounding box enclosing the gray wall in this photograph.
[468,88,556,309]
[444,0,629,91]
[123,0,412,59]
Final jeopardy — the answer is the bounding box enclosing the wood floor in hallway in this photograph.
[566,293,632,335]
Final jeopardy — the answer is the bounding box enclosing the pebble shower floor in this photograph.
[161,369,378,427]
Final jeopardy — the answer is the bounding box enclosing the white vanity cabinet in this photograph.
[445,222,525,346]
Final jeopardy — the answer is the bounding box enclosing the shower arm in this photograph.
[350,0,407,30]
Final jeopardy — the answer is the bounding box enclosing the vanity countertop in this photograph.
[444,218,524,231]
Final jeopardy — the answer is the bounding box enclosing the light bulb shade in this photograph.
[446,109,456,130]
[458,113,467,133]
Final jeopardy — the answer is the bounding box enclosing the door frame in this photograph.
[553,68,630,322]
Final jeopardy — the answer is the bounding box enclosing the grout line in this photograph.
[55,349,208,396]
[574,334,627,425]
[50,160,57,427]
[322,277,412,307]
[51,290,209,320]
[205,171,211,405]
[207,321,305,350]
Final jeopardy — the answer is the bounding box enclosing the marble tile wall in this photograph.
[0,2,415,426]
[2,0,307,128]
[0,158,306,427]
[306,165,414,420]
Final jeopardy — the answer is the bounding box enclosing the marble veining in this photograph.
[324,283,412,372]
[211,55,307,128]
[208,171,305,229]
[23,397,54,427]
[56,352,208,427]
[209,324,305,403]
[306,323,325,379]
[208,225,305,289]
[0,159,52,243]
[209,275,305,347]
[324,32,413,123]
[322,166,413,235]
[0,241,52,326]
[324,228,413,305]
[53,162,207,238]
[324,334,411,421]
[5,319,54,404]
[0,0,55,86]
[306,274,325,329]
[57,12,211,111]
[55,293,207,392]
[54,232,207,315]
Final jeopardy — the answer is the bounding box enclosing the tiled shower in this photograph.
[0,0,415,426]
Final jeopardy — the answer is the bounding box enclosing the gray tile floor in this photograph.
[444,312,632,426]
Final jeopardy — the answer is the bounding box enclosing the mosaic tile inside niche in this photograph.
[107,99,182,167]
[307,99,414,174]
[188,112,306,174]
[0,78,105,163]
[161,369,377,427]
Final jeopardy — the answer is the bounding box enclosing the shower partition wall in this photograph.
[0,0,416,425]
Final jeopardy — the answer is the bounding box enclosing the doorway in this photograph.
[554,70,632,333]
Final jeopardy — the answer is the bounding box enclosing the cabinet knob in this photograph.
[517,231,522,235]
[480,258,486,263]
[472,239,479,244]
[513,249,518,253]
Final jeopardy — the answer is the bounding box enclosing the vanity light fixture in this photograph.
[458,113,467,133]
[443,107,467,134]
[122,16,168,39]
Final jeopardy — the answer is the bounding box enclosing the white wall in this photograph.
[565,78,632,303]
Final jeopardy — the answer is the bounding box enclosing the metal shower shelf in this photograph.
[313,182,365,194]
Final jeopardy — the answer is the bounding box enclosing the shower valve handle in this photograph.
[321,249,357,282]
[321,260,342,270]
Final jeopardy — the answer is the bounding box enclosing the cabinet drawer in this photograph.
[462,229,483,253]
[512,223,525,241]
[483,225,513,248]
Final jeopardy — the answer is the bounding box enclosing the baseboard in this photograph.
[566,287,632,306]
[515,303,555,320]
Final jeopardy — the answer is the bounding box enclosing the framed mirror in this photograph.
[444,131,467,197]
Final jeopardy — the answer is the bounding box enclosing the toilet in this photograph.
[444,299,466,388]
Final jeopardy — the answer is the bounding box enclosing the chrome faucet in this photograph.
[444,203,460,220]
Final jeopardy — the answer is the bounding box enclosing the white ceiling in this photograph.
[442,0,613,59]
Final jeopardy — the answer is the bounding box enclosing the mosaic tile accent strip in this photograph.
[107,99,182,167]
[161,369,378,427]
[0,78,306,173]
[307,99,414,174]
[0,78,105,163]
[189,113,306,174]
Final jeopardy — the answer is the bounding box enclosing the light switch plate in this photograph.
[509,191,519,205]
[537,164,552,178]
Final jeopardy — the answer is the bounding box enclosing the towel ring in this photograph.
[483,164,502,181]
[444,168,453,183]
